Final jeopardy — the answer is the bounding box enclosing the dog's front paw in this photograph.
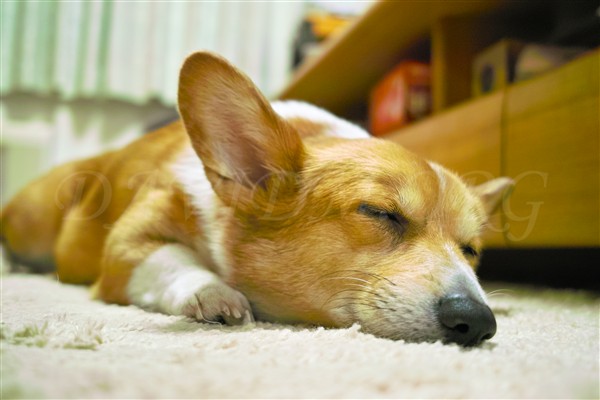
[182,282,254,325]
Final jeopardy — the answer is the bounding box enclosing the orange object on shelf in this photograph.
[369,61,431,136]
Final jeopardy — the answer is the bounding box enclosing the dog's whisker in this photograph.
[329,302,382,312]
[333,282,379,292]
[487,289,515,294]
[327,296,391,310]
[321,285,376,308]
[317,269,397,287]
[486,289,515,298]
[350,270,398,287]
[321,281,387,298]
[321,276,371,285]
[488,293,514,299]
[336,297,385,309]
[307,274,373,293]
[320,287,383,310]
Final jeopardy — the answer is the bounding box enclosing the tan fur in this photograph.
[3,122,202,299]
[220,137,487,329]
[1,52,513,344]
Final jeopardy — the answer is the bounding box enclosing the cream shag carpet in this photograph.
[1,274,598,399]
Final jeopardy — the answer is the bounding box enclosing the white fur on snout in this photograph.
[359,280,442,343]
[348,244,490,342]
[444,244,488,303]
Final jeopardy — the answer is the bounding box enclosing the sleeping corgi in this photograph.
[1,52,513,346]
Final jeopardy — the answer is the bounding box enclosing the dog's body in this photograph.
[1,53,513,346]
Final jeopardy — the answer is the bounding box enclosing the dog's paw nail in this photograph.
[184,282,254,326]
[243,309,254,323]
[222,306,231,316]
[232,308,242,319]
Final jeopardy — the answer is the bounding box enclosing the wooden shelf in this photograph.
[279,0,545,119]
[388,50,600,247]
[503,49,599,247]
[385,91,504,179]
[278,1,599,248]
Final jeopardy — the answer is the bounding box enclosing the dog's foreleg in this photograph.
[126,243,254,325]
[92,186,254,325]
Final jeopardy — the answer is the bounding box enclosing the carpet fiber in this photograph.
[1,274,598,399]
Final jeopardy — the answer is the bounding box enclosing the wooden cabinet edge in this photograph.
[506,49,600,118]
[382,53,600,248]
[278,1,546,118]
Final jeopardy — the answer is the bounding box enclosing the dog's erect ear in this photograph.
[473,177,514,216]
[178,52,304,205]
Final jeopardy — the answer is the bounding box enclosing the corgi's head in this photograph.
[178,52,514,346]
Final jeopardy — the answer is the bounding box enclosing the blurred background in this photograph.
[1,0,599,288]
[0,0,372,204]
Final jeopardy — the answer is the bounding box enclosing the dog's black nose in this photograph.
[438,294,496,346]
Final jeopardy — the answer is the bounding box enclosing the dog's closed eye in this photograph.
[358,203,408,236]
[460,244,479,258]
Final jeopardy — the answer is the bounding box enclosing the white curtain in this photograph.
[0,1,306,204]
[1,1,306,105]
